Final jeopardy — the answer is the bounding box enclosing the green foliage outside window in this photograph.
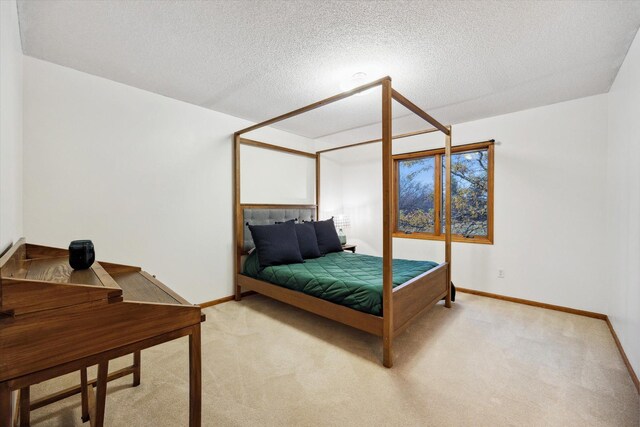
[398,156,435,233]
[442,150,488,237]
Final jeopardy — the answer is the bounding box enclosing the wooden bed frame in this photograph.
[233,77,453,368]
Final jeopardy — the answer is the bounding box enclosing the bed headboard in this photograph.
[242,206,316,252]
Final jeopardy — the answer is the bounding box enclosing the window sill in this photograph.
[392,232,493,245]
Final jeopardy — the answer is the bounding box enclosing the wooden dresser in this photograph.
[0,239,204,427]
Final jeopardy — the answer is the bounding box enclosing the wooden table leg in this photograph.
[80,368,89,422]
[0,382,11,427]
[93,362,109,427]
[189,324,201,427]
[133,351,141,387]
[19,387,30,427]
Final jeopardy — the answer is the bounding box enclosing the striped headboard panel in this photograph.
[242,207,316,252]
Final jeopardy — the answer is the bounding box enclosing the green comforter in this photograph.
[243,251,439,316]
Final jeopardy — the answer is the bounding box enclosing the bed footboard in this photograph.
[237,274,384,336]
[392,262,449,334]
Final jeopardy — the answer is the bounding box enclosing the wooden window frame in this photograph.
[392,141,494,244]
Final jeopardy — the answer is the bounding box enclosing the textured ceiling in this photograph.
[17,0,640,139]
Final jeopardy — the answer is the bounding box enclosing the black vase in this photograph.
[69,240,95,270]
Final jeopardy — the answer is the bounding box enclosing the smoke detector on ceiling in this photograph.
[340,72,370,94]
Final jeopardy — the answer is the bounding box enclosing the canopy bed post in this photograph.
[315,153,320,220]
[234,132,242,301]
[390,91,453,309]
[444,128,453,308]
[381,78,394,368]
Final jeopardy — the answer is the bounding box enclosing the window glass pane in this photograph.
[442,149,489,237]
[398,156,436,233]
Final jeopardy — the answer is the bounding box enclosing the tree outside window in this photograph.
[395,141,494,244]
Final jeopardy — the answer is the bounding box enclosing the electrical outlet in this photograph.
[498,269,505,279]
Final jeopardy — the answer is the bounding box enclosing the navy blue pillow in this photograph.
[313,218,343,255]
[248,221,304,269]
[295,222,321,259]
[275,219,296,224]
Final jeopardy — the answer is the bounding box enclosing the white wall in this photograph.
[23,56,315,304]
[318,155,343,219]
[318,94,611,314]
[606,30,640,378]
[241,144,315,205]
[0,0,23,253]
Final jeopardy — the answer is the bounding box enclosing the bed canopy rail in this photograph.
[233,76,452,368]
[316,127,441,154]
[235,77,390,135]
[238,137,316,159]
[391,89,450,135]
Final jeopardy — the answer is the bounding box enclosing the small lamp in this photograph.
[334,214,350,245]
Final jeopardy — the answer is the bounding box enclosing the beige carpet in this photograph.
[28,293,639,426]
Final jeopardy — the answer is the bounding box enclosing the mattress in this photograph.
[242,251,439,316]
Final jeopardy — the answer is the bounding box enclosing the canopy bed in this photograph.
[233,77,453,368]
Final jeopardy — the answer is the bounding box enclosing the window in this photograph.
[394,141,494,244]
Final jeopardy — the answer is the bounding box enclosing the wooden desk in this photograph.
[0,239,204,427]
